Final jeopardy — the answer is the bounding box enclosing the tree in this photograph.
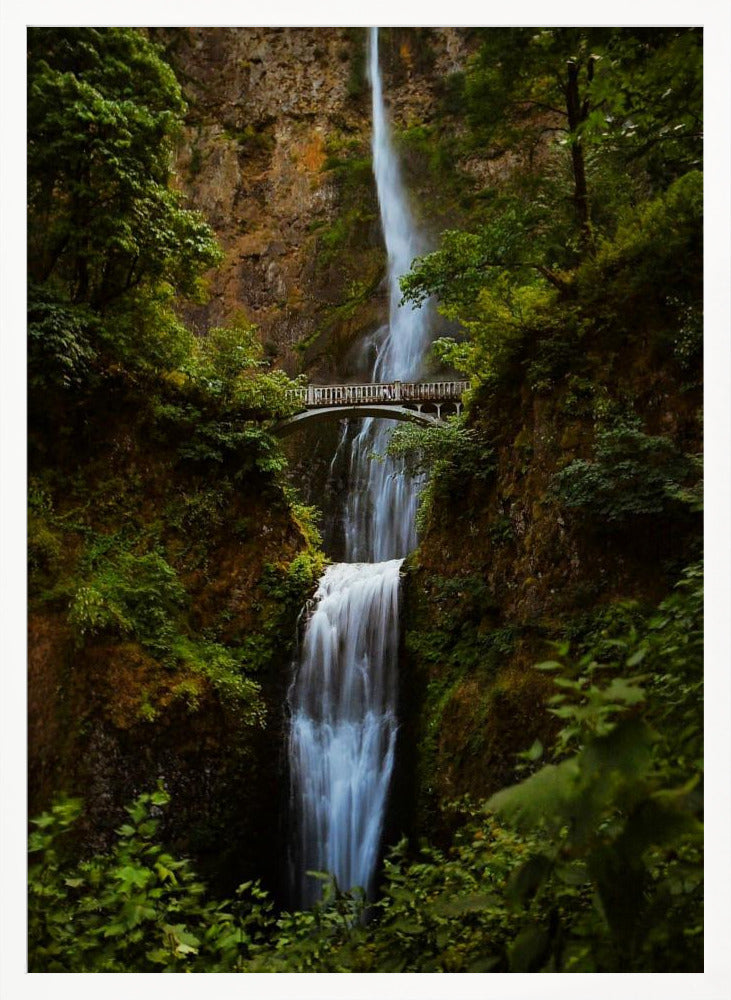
[27,28,222,380]
[400,29,702,383]
[460,28,701,252]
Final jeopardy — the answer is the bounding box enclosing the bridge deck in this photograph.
[286,380,470,409]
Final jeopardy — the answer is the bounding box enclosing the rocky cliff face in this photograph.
[155,27,479,378]
[28,377,321,898]
[399,317,702,845]
[31,28,494,898]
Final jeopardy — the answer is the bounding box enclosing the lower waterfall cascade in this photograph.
[288,561,402,907]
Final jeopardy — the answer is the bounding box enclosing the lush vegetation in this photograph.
[27,27,702,974]
[390,26,703,972]
[27,26,323,892]
[28,45,316,521]
[29,563,702,971]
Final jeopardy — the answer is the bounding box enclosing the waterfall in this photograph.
[339,25,432,562]
[288,27,431,906]
[288,561,401,906]
[368,25,431,381]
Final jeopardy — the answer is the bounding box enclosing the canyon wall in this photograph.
[157,27,481,377]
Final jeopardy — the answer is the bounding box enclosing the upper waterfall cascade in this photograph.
[288,27,433,906]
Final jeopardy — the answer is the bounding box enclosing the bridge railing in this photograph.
[285,380,470,408]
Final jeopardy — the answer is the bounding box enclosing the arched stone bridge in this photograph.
[275,380,470,436]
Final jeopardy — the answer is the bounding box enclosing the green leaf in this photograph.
[487,757,581,831]
[602,677,645,705]
[517,738,544,762]
[506,854,553,906]
[509,924,551,972]
[114,864,152,889]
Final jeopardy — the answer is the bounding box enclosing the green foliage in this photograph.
[68,548,185,651]
[314,207,374,265]
[170,637,264,726]
[27,30,300,483]
[400,30,702,412]
[173,418,288,475]
[143,320,303,475]
[288,495,324,552]
[460,28,701,192]
[222,123,275,156]
[405,574,508,677]
[99,287,198,375]
[551,416,698,524]
[28,482,63,581]
[344,28,367,98]
[635,562,703,782]
[183,320,300,413]
[28,517,63,580]
[400,203,574,313]
[28,282,98,389]
[64,533,268,717]
[395,123,452,177]
[403,171,701,400]
[386,416,495,532]
[589,29,703,185]
[485,563,703,970]
[259,550,326,625]
[392,123,472,216]
[386,415,491,479]
[575,170,702,321]
[163,481,235,535]
[28,787,276,972]
[316,133,378,265]
[28,27,222,382]
[30,561,701,972]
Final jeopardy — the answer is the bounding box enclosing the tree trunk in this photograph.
[565,59,594,254]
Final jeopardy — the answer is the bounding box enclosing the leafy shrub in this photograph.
[551,416,697,524]
[28,283,97,389]
[485,563,703,971]
[69,549,185,652]
[164,482,234,534]
[487,514,514,545]
[28,787,276,972]
[170,637,264,725]
[260,551,325,622]
[176,420,289,475]
[30,559,702,973]
[28,490,63,581]
[386,416,495,532]
[577,171,702,310]
[183,321,301,415]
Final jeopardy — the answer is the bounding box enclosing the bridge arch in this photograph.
[274,380,470,437]
[274,404,443,437]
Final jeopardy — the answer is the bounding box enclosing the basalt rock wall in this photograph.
[155,27,481,378]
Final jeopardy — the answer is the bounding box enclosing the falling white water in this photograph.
[368,25,431,380]
[338,25,432,562]
[288,28,431,906]
[288,560,401,906]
